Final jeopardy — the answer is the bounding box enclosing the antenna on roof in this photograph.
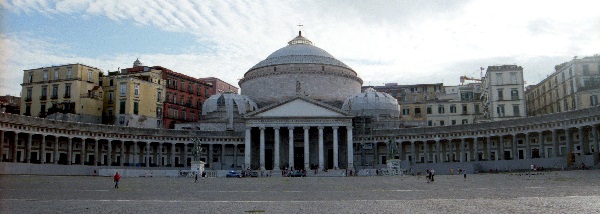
[297,23,303,36]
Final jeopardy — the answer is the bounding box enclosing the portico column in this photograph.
[318,126,324,170]
[158,142,163,167]
[120,141,125,166]
[423,141,428,163]
[435,139,441,163]
[346,126,354,170]
[303,126,310,170]
[333,126,339,169]
[274,127,280,170]
[579,127,586,154]
[552,129,558,158]
[449,140,454,162]
[525,133,531,159]
[410,141,415,164]
[145,142,150,167]
[107,140,112,166]
[171,143,175,168]
[538,132,545,158]
[26,134,32,163]
[94,138,98,166]
[593,126,599,156]
[80,139,86,165]
[53,137,58,164]
[460,139,465,162]
[132,141,138,166]
[259,126,266,171]
[566,129,572,158]
[183,143,188,167]
[244,127,251,169]
[208,144,213,168]
[473,137,479,161]
[486,136,492,161]
[12,133,18,162]
[67,137,72,165]
[288,127,294,169]
[40,135,46,164]
[512,135,518,160]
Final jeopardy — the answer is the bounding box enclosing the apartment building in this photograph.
[481,65,526,121]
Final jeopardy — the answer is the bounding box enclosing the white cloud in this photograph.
[1,0,599,96]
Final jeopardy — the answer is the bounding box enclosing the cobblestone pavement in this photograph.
[1,170,600,213]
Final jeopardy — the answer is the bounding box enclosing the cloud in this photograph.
[1,0,599,96]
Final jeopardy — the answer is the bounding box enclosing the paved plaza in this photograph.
[1,170,600,213]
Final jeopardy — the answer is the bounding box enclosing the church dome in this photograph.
[202,93,258,117]
[249,32,352,71]
[342,88,400,119]
[133,58,143,67]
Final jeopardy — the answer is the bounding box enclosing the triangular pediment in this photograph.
[254,99,346,117]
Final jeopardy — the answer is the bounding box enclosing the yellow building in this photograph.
[21,64,103,123]
[101,68,165,128]
[526,55,600,116]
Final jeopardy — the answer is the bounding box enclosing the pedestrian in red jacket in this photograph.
[114,172,121,189]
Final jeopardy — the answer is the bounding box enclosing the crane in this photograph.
[459,75,482,85]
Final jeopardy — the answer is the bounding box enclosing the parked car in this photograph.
[226,170,242,178]
[250,171,259,177]
[290,171,305,177]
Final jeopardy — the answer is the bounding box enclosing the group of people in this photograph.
[426,169,435,183]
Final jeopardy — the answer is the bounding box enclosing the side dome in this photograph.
[342,88,400,120]
[202,93,258,118]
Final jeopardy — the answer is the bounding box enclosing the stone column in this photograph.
[512,135,518,160]
[435,139,441,163]
[474,137,479,161]
[347,126,354,170]
[423,141,428,163]
[288,126,294,170]
[133,141,138,166]
[81,139,86,165]
[274,127,280,170]
[449,140,454,162]
[486,136,492,161]
[94,138,98,166]
[525,133,531,159]
[593,126,599,156]
[566,129,572,157]
[158,142,163,167]
[12,133,18,163]
[107,140,112,166]
[0,131,3,162]
[552,129,558,158]
[145,142,150,167]
[410,141,415,164]
[40,135,46,164]
[119,141,125,166]
[579,127,586,154]
[259,126,266,171]
[333,126,339,169]
[460,139,465,162]
[26,134,32,163]
[67,137,72,165]
[244,127,251,169]
[318,126,324,170]
[208,144,214,169]
[538,132,545,158]
[53,137,58,164]
[303,126,310,170]
[183,143,188,167]
[171,143,175,168]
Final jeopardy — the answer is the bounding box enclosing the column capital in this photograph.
[332,126,339,130]
[303,126,310,130]
[317,126,324,130]
[287,126,294,130]
[347,125,353,130]
[259,125,266,130]
[273,126,280,130]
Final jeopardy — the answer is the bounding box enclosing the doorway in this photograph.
[294,147,304,169]
[59,153,67,165]
[503,151,511,160]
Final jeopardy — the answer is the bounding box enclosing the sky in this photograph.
[1,0,599,96]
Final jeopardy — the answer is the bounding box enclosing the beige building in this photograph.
[21,64,103,123]
[102,68,165,128]
[481,65,526,121]
[426,83,483,126]
[526,55,600,116]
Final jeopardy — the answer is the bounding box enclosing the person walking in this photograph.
[195,173,198,183]
[114,172,121,189]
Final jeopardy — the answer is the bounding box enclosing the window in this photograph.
[402,108,410,115]
[108,91,114,104]
[462,105,467,114]
[119,101,126,114]
[120,83,126,96]
[157,107,163,118]
[26,87,32,100]
[28,72,33,83]
[66,68,72,79]
[54,69,59,80]
[133,101,139,115]
[428,120,432,126]
[25,104,31,116]
[40,103,46,116]
[451,120,456,125]
[439,121,445,126]
[427,106,432,114]
[495,73,503,85]
[41,86,47,99]
[134,84,140,96]
[52,85,58,98]
[497,104,505,117]
[556,102,561,112]
[438,105,445,114]
[119,116,125,125]
[591,95,598,107]
[462,119,468,124]
[88,70,93,81]
[64,84,71,98]
[180,81,185,91]
[474,104,480,114]
[513,105,520,116]
[450,105,456,113]
[414,107,421,116]
[583,64,590,75]
[43,70,48,81]
[511,89,519,100]
[564,99,569,111]
[572,98,576,110]
[497,89,503,100]
[157,90,162,102]
[510,72,517,84]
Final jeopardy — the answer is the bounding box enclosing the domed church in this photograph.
[196,31,399,172]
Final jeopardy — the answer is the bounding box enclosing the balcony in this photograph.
[51,95,58,100]
[63,94,71,99]
[40,96,47,100]
[25,97,32,102]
